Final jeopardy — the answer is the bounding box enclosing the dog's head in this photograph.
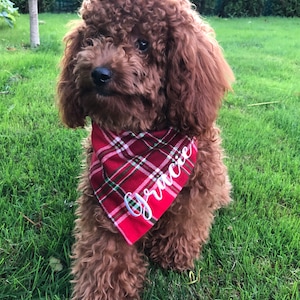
[57,0,234,136]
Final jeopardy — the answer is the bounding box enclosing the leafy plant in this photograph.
[192,0,300,17]
[0,0,19,27]
[270,0,300,17]
[13,0,82,13]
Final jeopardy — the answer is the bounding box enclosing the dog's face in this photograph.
[58,0,234,135]
[73,0,169,132]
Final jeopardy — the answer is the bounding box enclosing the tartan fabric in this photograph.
[89,122,198,245]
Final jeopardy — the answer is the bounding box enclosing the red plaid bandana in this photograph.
[89,123,198,245]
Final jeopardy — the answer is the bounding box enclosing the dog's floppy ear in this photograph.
[165,5,234,136]
[57,21,86,128]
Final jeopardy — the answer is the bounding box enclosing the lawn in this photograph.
[0,14,299,300]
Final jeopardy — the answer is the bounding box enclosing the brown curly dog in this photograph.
[57,0,234,298]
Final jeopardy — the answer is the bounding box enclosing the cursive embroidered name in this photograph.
[124,142,194,220]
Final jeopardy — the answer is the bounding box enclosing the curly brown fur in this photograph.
[57,0,234,299]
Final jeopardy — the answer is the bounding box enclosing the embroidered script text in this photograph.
[124,142,194,220]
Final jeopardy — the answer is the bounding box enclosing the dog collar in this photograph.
[89,122,198,245]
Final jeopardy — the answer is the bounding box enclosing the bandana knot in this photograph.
[89,123,198,244]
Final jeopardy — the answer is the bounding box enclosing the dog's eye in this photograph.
[85,38,94,46]
[135,39,149,52]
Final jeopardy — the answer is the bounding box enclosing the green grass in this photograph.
[1,14,299,300]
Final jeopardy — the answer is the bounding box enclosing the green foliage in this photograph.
[193,0,216,15]
[13,0,81,13]
[223,0,264,17]
[212,0,265,17]
[54,0,82,12]
[192,0,300,16]
[12,0,56,13]
[39,0,56,12]
[10,0,27,13]
[0,0,19,27]
[268,0,300,17]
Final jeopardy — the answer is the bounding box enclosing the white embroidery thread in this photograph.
[124,142,194,220]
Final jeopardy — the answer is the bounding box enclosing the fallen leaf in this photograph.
[49,257,63,272]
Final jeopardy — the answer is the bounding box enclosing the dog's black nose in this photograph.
[91,67,112,86]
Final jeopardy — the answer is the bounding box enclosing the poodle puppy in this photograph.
[57,0,234,298]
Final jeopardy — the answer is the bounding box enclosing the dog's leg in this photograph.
[146,139,231,271]
[71,136,148,300]
[71,193,147,300]
[145,192,212,271]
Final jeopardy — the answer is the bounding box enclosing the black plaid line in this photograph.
[102,161,138,198]
[130,156,146,169]
[112,139,127,152]
[151,168,163,181]
[104,175,123,195]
